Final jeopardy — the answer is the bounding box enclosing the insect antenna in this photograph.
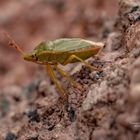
[4,32,24,54]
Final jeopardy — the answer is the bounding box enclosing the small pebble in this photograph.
[5,132,17,140]
[27,109,40,122]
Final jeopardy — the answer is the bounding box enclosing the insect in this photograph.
[6,33,104,98]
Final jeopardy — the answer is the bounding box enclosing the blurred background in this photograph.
[0,0,118,88]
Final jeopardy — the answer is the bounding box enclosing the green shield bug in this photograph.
[6,33,104,98]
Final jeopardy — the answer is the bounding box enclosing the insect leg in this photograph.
[63,55,101,71]
[54,65,82,90]
[46,64,66,98]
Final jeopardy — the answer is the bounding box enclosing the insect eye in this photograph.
[31,55,35,58]
[31,54,38,61]
[31,54,37,60]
